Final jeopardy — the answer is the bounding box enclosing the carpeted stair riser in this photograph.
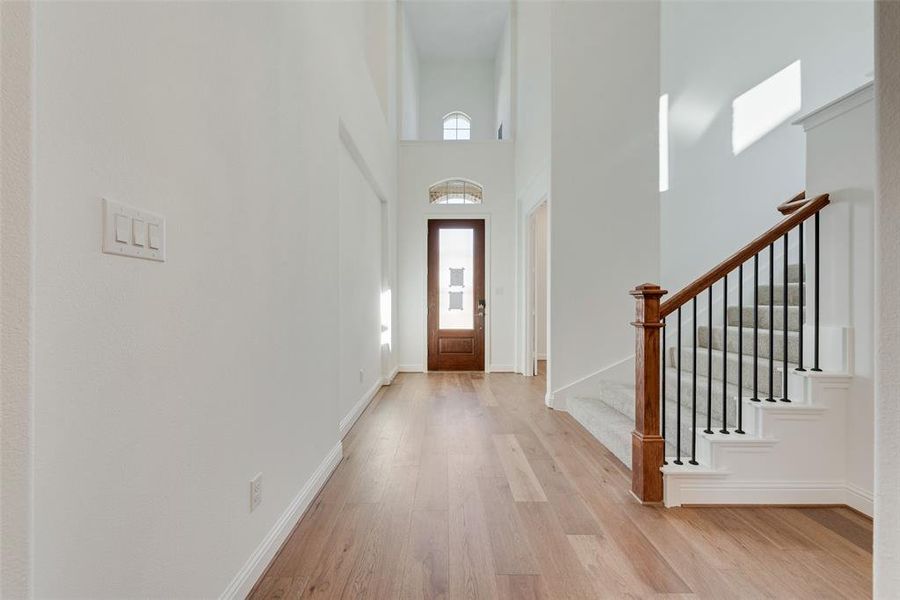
[698,325,799,363]
[572,393,692,464]
[757,283,805,306]
[727,305,802,331]
[598,374,745,429]
[671,346,787,397]
[661,395,739,458]
[568,397,635,466]
[664,367,748,422]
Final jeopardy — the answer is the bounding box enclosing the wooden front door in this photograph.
[427,219,485,371]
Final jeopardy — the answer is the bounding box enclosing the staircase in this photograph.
[571,193,863,511]
[570,264,804,468]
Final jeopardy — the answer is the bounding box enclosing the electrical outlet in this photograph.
[359,369,364,383]
[250,473,262,512]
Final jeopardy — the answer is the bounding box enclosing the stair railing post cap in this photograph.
[630,283,669,297]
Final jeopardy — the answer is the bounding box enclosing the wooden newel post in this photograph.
[630,283,667,503]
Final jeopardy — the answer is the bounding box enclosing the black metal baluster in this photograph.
[720,275,730,434]
[782,233,790,402]
[752,254,760,402]
[767,243,776,402]
[812,212,822,371]
[705,286,714,434]
[737,264,745,433]
[690,298,698,464]
[796,222,806,372]
[661,319,667,465]
[675,308,683,465]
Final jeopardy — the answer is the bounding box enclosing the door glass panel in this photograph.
[439,228,474,329]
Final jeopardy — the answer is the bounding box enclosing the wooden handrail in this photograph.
[659,193,829,318]
[777,191,808,215]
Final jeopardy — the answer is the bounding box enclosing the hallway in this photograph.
[250,372,872,599]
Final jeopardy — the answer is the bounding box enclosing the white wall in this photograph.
[418,59,497,141]
[875,1,900,594]
[533,203,548,359]
[30,2,396,597]
[548,1,661,398]
[513,0,550,202]
[338,144,385,429]
[0,3,34,597]
[494,16,513,140]
[514,0,551,375]
[660,0,874,292]
[397,141,516,372]
[399,5,420,140]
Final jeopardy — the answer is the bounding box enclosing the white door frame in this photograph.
[524,199,548,378]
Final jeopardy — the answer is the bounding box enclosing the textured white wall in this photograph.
[30,2,395,597]
[875,0,900,595]
[660,0,874,292]
[397,141,516,372]
[418,59,497,141]
[0,3,34,597]
[549,0,661,396]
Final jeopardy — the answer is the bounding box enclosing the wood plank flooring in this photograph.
[249,370,872,599]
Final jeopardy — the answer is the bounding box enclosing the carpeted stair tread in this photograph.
[698,325,800,363]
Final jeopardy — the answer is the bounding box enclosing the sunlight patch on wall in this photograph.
[380,289,392,347]
[732,60,802,155]
[659,93,669,192]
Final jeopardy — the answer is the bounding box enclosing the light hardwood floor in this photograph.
[249,370,872,599]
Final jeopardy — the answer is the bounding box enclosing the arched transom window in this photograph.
[442,112,471,141]
[429,179,483,205]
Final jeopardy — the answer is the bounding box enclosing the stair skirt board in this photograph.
[664,479,872,514]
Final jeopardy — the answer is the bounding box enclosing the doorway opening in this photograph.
[427,219,486,371]
[529,201,549,388]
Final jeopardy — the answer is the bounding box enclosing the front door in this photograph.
[427,219,485,371]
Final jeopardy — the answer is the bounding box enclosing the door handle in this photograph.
[477,299,486,317]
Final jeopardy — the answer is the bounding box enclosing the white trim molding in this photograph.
[340,379,384,439]
[793,80,874,132]
[551,354,634,410]
[384,366,400,385]
[220,442,343,600]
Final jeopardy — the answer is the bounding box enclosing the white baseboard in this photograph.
[339,379,383,439]
[221,441,343,600]
[844,482,874,517]
[535,353,547,360]
[384,365,400,385]
[399,364,424,372]
[667,478,874,516]
[551,354,633,406]
[545,391,560,410]
[489,364,515,372]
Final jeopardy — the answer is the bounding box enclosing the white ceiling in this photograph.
[403,0,511,61]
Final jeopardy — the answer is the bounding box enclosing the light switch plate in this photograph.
[103,198,166,262]
[132,218,146,247]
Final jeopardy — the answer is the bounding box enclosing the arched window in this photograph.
[429,179,483,205]
[442,112,471,141]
